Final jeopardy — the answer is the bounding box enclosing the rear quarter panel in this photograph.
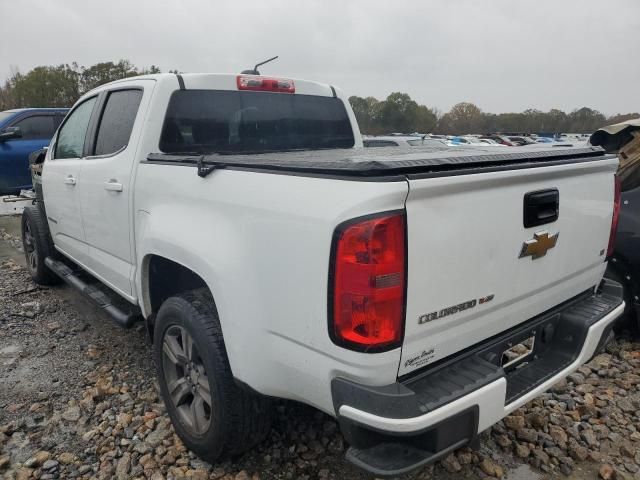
[134,123,406,414]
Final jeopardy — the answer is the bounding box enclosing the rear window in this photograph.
[94,89,142,156]
[160,90,355,154]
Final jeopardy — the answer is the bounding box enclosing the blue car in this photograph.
[0,108,68,195]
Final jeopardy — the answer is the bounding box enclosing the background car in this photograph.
[507,136,537,146]
[480,134,515,146]
[0,108,68,195]
[590,119,640,335]
[447,136,506,147]
[363,135,450,148]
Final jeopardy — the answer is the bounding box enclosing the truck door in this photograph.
[43,97,99,265]
[77,83,151,299]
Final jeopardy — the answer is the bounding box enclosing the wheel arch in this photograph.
[141,253,215,335]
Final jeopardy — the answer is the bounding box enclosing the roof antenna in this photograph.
[241,56,279,75]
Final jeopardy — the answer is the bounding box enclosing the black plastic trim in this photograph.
[333,281,623,419]
[140,159,408,182]
[44,257,141,328]
[343,406,479,477]
[523,188,559,228]
[145,147,611,182]
[176,74,185,90]
[332,281,623,475]
[83,91,107,158]
[333,355,500,419]
[327,210,407,353]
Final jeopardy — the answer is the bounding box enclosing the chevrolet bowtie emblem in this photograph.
[519,231,559,260]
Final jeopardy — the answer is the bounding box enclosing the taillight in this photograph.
[236,75,295,93]
[607,175,621,257]
[330,212,406,352]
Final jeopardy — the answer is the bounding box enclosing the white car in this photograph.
[449,136,509,147]
[23,72,623,476]
[363,135,449,148]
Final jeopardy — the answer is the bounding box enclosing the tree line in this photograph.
[1,61,637,134]
[0,60,162,110]
[350,94,639,135]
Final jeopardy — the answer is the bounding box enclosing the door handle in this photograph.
[104,180,123,192]
[64,175,76,185]
[523,189,559,228]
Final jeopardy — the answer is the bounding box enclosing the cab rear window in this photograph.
[159,90,354,154]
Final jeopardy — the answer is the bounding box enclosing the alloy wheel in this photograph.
[23,218,38,273]
[161,325,212,435]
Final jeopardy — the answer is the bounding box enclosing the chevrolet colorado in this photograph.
[22,73,624,476]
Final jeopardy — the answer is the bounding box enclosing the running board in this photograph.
[44,257,141,328]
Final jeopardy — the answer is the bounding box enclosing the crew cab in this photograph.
[0,108,68,195]
[22,73,624,476]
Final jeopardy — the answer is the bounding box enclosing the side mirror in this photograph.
[0,126,22,142]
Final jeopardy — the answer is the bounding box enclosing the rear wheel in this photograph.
[21,205,60,285]
[154,289,272,461]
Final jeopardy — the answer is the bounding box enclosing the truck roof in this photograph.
[90,73,338,98]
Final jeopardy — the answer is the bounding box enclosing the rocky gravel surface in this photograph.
[1,221,640,479]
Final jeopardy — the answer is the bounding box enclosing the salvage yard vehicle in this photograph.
[0,108,68,195]
[591,119,640,335]
[22,72,624,476]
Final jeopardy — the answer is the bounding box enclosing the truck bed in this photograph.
[146,146,609,179]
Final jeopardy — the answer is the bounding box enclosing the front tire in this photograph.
[21,205,60,285]
[153,289,272,461]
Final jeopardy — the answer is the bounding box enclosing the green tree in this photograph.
[437,102,484,134]
[79,60,142,93]
[0,60,166,109]
[349,95,381,134]
[6,65,80,108]
[413,105,438,133]
[544,109,568,133]
[567,107,606,133]
[378,92,419,133]
[606,112,640,125]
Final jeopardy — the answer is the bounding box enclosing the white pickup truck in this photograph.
[22,73,624,476]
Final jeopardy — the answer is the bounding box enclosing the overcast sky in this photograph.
[1,0,638,115]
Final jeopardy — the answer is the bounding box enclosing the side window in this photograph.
[54,97,97,159]
[13,115,56,140]
[93,90,143,156]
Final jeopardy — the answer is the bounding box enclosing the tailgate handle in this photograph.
[523,189,559,228]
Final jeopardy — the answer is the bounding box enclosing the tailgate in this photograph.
[399,156,618,376]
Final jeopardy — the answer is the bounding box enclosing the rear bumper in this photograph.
[332,280,624,476]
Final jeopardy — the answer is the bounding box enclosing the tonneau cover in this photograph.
[147,146,608,178]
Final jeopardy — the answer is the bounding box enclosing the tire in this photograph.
[153,288,272,461]
[21,205,61,285]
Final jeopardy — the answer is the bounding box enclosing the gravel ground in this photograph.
[1,217,640,480]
